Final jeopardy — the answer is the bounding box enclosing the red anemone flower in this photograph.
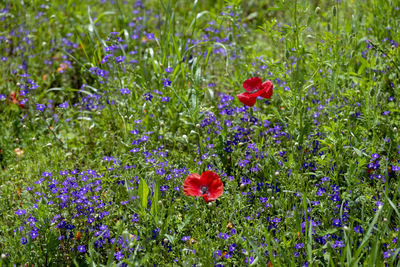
[183,171,223,202]
[237,77,273,107]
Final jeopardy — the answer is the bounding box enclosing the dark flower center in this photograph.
[200,186,208,194]
[249,86,261,94]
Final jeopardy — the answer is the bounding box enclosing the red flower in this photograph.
[237,77,273,107]
[183,171,223,202]
[10,91,25,108]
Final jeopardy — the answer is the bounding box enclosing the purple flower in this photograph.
[181,236,190,241]
[78,245,86,253]
[295,243,304,249]
[316,187,326,196]
[36,103,46,112]
[101,54,113,64]
[352,225,363,234]
[165,67,173,73]
[372,153,379,159]
[144,92,153,101]
[59,102,69,108]
[331,240,345,249]
[161,96,170,102]
[20,237,27,245]
[145,33,155,39]
[114,251,124,261]
[120,88,130,94]
[162,78,171,87]
[42,172,52,177]
[30,229,39,239]
[115,56,125,63]
[15,209,26,216]
[392,165,400,172]
[245,257,254,264]
[332,218,342,227]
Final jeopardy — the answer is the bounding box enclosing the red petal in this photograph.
[183,173,202,196]
[207,178,223,201]
[260,80,273,99]
[200,171,223,201]
[243,77,262,92]
[200,171,219,186]
[237,92,257,107]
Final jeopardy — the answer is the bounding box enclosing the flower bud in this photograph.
[240,183,246,191]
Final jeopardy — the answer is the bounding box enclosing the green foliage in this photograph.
[1,0,400,265]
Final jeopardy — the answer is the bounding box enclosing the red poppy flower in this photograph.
[183,171,223,202]
[237,77,273,107]
[10,91,25,108]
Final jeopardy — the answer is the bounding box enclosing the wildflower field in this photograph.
[1,0,400,265]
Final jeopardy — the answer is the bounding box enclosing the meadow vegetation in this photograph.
[1,0,400,266]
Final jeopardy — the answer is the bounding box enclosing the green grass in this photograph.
[1,0,400,266]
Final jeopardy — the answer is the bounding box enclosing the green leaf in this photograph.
[151,181,161,216]
[138,178,149,211]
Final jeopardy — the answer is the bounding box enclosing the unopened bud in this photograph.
[315,7,321,14]
[394,127,397,133]
[240,183,246,191]
[274,171,280,176]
